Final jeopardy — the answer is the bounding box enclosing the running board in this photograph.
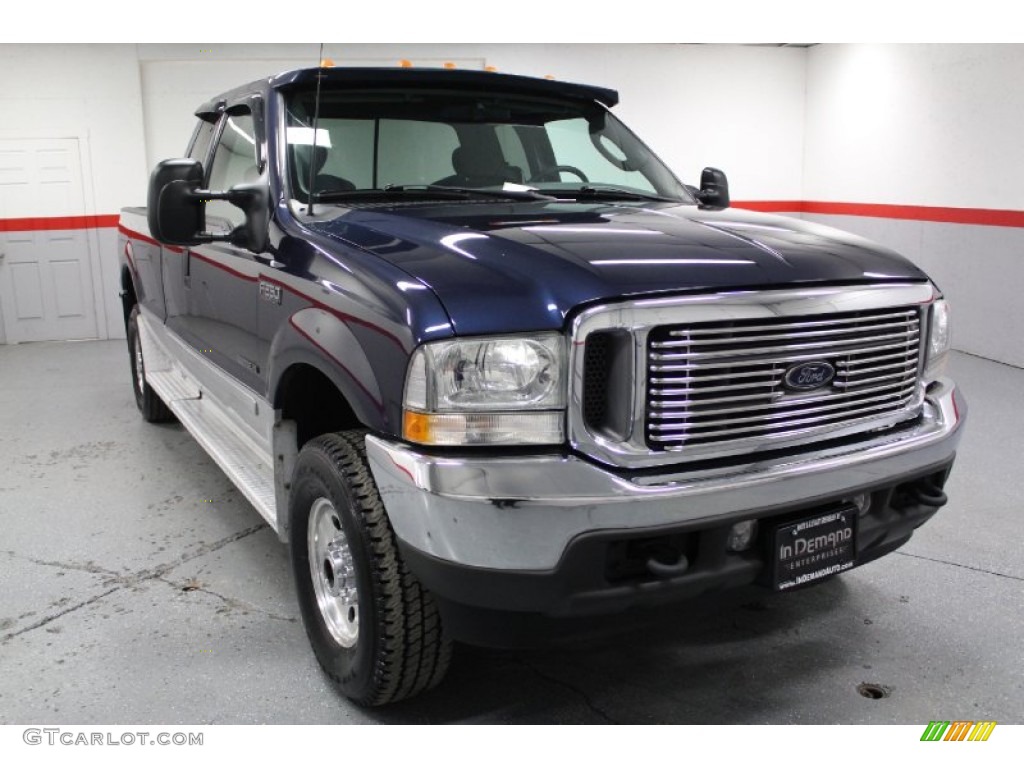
[139,312,278,533]
[162,391,277,530]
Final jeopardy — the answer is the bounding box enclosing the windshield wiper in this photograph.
[385,184,556,201]
[314,187,473,202]
[551,185,680,203]
[314,185,555,203]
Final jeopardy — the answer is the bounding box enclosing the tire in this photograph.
[289,431,452,706]
[127,305,175,423]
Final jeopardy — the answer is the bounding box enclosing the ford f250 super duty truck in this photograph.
[119,66,966,706]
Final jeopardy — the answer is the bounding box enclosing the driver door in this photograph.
[183,105,269,394]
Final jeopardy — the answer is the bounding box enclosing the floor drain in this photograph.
[857,683,890,700]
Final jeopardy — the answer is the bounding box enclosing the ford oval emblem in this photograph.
[783,361,836,391]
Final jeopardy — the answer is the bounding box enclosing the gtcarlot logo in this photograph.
[23,729,203,747]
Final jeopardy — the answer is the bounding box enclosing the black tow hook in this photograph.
[895,477,949,510]
[646,554,690,578]
[909,483,948,507]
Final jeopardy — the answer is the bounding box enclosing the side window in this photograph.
[206,111,258,231]
[187,118,217,164]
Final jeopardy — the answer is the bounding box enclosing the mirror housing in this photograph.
[148,159,205,244]
[147,158,269,253]
[696,167,730,209]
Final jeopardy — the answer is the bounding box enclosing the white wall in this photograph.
[0,44,149,340]
[803,44,1024,367]
[804,44,1024,208]
[0,44,149,216]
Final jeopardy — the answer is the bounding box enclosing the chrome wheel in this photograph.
[133,332,145,387]
[307,497,359,647]
[290,432,451,704]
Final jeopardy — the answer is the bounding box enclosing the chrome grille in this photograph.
[646,307,923,452]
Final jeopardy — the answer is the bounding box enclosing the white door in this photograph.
[0,138,99,343]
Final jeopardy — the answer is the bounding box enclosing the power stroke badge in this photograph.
[259,280,282,305]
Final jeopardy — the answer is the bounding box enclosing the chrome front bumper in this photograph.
[365,379,966,571]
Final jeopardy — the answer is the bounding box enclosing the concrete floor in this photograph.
[0,340,1021,724]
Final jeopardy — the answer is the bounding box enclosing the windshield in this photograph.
[283,88,693,205]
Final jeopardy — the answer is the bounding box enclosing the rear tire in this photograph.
[289,431,452,705]
[127,305,174,423]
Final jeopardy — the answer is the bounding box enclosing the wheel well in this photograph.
[120,266,137,330]
[276,364,362,447]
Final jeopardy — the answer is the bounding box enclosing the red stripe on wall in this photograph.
[733,200,1024,228]
[0,214,120,232]
[731,200,805,213]
[5,203,1024,232]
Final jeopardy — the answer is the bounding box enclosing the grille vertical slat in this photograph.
[645,306,923,452]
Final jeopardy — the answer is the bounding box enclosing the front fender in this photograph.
[267,307,397,432]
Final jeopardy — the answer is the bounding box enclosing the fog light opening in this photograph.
[726,520,758,552]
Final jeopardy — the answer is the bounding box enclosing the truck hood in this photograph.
[308,201,929,336]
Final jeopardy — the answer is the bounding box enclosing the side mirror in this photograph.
[696,167,730,209]
[147,158,269,253]
[148,159,205,244]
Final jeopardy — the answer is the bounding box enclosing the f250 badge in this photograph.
[259,280,282,305]
[783,361,835,391]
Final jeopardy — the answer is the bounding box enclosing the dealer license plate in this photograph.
[773,507,857,591]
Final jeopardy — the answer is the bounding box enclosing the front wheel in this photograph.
[289,431,451,705]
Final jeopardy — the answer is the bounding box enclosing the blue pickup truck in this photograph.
[119,66,966,705]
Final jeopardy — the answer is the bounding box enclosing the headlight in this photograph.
[403,334,565,445]
[924,298,952,380]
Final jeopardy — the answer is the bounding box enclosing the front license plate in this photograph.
[773,507,857,591]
